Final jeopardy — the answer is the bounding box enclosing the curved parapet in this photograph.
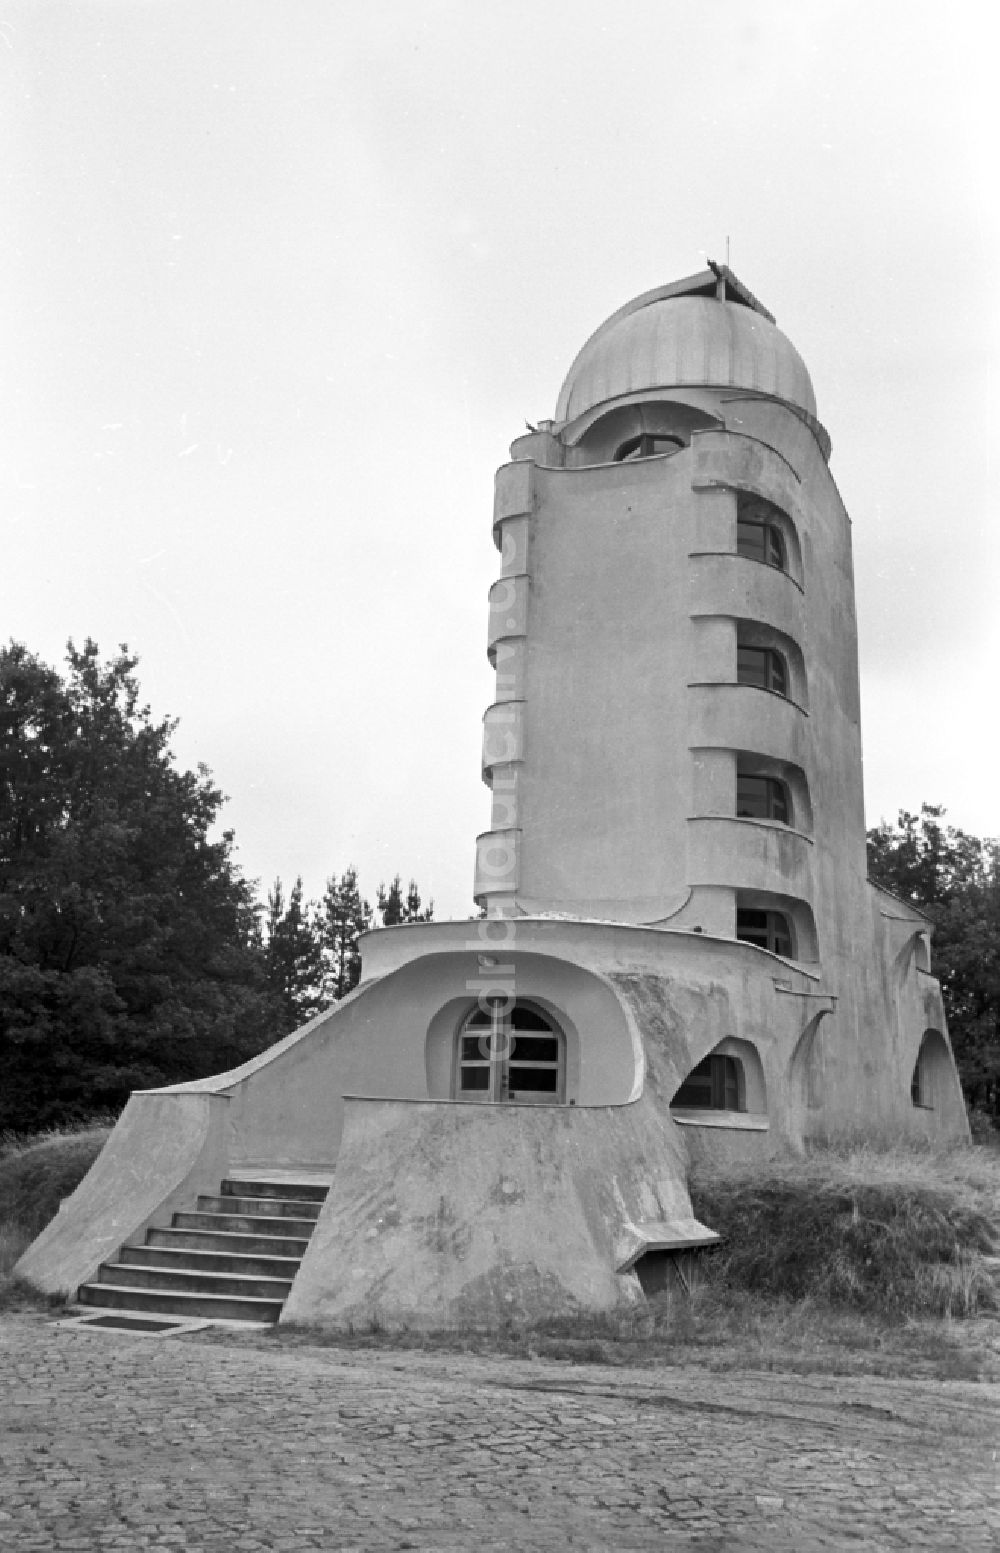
[281,1090,704,1330]
[688,554,805,640]
[487,574,528,664]
[688,680,810,768]
[474,826,520,905]
[14,1090,231,1297]
[482,700,524,783]
[687,815,814,898]
[493,459,534,530]
[690,425,805,505]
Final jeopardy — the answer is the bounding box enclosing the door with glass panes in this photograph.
[455,1001,565,1103]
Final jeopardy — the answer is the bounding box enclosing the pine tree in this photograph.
[376,873,434,927]
[319,867,372,1000]
[263,876,325,1030]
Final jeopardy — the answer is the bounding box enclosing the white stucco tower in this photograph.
[475,264,865,960]
[470,263,966,1146]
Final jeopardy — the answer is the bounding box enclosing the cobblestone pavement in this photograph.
[1,1313,997,1550]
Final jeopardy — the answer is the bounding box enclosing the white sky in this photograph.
[2,1,997,918]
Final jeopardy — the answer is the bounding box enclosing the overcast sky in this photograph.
[2,1,996,919]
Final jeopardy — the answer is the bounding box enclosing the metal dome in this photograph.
[555,287,817,425]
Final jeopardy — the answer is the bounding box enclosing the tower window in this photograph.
[737,518,786,571]
[737,645,788,697]
[614,433,684,461]
[736,773,790,824]
[673,1054,744,1111]
[737,908,794,957]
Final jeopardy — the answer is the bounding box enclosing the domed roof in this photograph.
[555,276,816,425]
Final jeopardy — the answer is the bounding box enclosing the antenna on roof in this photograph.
[726,235,731,268]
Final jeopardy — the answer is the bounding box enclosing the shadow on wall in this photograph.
[911,1028,966,1132]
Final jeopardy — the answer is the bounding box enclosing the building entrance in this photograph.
[455,1001,565,1104]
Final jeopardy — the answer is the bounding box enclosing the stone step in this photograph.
[77,1282,284,1323]
[222,1178,330,1203]
[171,1210,320,1238]
[146,1226,312,1258]
[196,1193,322,1221]
[99,1262,293,1299]
[120,1244,303,1280]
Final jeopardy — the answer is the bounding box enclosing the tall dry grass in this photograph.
[689,1141,1000,1319]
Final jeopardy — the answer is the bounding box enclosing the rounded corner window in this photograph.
[736,772,790,825]
[736,493,792,574]
[737,643,788,698]
[736,906,794,958]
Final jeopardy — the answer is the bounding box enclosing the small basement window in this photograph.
[736,773,790,824]
[673,1053,744,1111]
[737,644,788,697]
[736,908,794,957]
[614,433,684,461]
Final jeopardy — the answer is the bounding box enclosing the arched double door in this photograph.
[454,1000,566,1104]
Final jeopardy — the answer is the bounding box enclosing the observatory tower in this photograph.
[476,264,861,962]
[18,265,970,1333]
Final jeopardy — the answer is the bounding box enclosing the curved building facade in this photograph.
[18,264,969,1332]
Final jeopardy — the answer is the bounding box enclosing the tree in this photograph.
[867,804,1000,1118]
[376,873,434,927]
[0,639,280,1130]
[263,876,325,1031]
[319,867,372,1000]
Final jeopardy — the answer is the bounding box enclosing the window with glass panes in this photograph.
[736,494,789,571]
[672,1054,743,1111]
[614,433,684,461]
[737,644,788,696]
[736,773,789,823]
[456,1002,565,1103]
[736,908,794,957]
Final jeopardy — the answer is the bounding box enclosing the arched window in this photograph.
[673,1053,745,1111]
[455,1001,565,1104]
[736,907,794,957]
[910,1030,944,1108]
[736,493,789,572]
[737,644,788,697]
[614,433,684,462]
[736,772,790,823]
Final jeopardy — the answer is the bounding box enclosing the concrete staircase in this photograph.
[76,1178,329,1325]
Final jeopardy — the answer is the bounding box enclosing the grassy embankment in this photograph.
[0,1123,111,1306]
[2,1122,998,1378]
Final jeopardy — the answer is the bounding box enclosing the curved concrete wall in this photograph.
[688,553,805,641]
[281,1090,699,1331]
[687,815,814,897]
[14,1091,231,1297]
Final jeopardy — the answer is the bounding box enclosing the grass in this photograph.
[2,1122,998,1380]
[688,1143,1000,1319]
[0,1121,111,1304]
[269,1139,1000,1381]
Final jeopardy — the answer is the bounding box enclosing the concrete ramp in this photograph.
[281,1094,703,1330]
